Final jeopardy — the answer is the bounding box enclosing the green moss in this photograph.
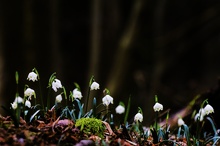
[75,117,105,138]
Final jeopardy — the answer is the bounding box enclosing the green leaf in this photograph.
[75,99,84,119]
[124,96,131,124]
[182,124,191,146]
[30,109,41,122]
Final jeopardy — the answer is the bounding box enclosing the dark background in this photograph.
[0,0,220,126]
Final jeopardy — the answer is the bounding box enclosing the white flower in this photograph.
[134,113,143,122]
[24,88,35,100]
[153,102,163,112]
[27,72,38,82]
[115,105,125,114]
[14,96,24,104]
[204,104,214,115]
[11,102,18,109]
[73,88,83,99]
[90,81,100,90]
[177,118,185,127]
[56,94,62,103]
[52,79,62,92]
[194,108,206,122]
[25,100,31,108]
[102,95,113,106]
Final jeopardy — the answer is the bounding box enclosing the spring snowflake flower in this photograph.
[90,81,100,90]
[27,72,38,82]
[56,94,62,103]
[14,96,24,104]
[204,104,214,115]
[134,113,143,122]
[11,102,18,109]
[25,100,31,108]
[73,88,83,100]
[194,108,206,122]
[102,95,113,106]
[24,88,35,100]
[177,118,185,127]
[52,79,62,92]
[115,105,125,114]
[153,102,163,112]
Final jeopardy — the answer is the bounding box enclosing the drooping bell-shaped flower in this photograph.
[56,94,62,103]
[134,113,143,122]
[11,102,18,109]
[204,104,214,115]
[14,96,24,104]
[24,88,35,100]
[153,102,163,112]
[90,81,100,90]
[52,79,62,92]
[73,88,83,100]
[115,105,125,114]
[177,118,185,127]
[27,72,38,82]
[25,100,31,108]
[102,95,113,106]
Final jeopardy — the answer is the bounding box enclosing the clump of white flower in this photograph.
[11,102,18,109]
[56,94,62,103]
[90,81,100,90]
[52,79,62,92]
[134,113,143,122]
[27,72,38,82]
[73,88,83,100]
[204,104,214,115]
[115,105,125,114]
[153,102,163,112]
[24,88,35,100]
[194,103,214,122]
[102,95,113,106]
[25,100,31,108]
[177,118,185,127]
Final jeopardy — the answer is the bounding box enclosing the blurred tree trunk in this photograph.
[88,0,101,78]
[49,0,63,77]
[106,0,143,95]
[0,1,5,114]
[86,0,101,109]
[23,0,36,68]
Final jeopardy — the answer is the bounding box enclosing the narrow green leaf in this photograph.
[93,97,97,117]
[124,96,131,124]
[30,109,41,122]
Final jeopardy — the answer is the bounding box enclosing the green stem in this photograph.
[106,105,109,122]
[62,86,67,106]
[38,80,44,110]
[85,87,90,113]
[47,88,51,111]
[155,112,158,131]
